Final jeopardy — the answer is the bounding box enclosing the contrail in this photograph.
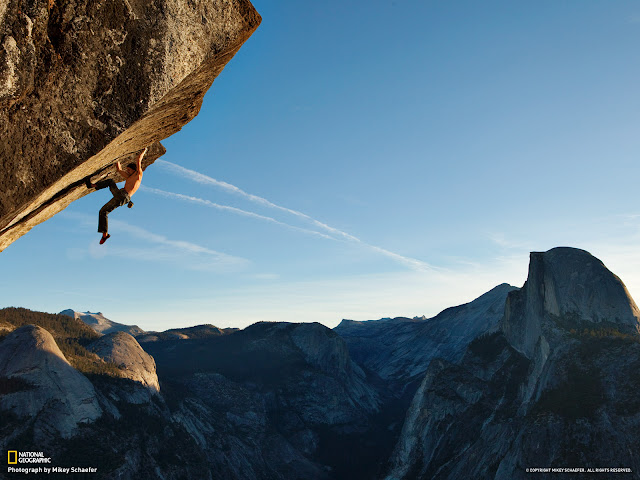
[141,186,334,240]
[155,160,433,271]
[156,159,303,217]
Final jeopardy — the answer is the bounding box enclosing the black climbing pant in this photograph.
[97,179,131,233]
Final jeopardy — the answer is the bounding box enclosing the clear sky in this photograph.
[2,0,640,331]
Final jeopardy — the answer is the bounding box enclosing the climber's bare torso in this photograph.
[117,148,146,195]
[121,166,143,195]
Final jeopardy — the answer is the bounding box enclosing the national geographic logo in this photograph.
[6,451,52,464]
[6,451,98,475]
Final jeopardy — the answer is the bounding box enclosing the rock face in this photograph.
[501,247,640,411]
[502,247,640,359]
[143,321,384,479]
[385,247,640,480]
[145,322,380,421]
[88,331,159,393]
[385,334,530,480]
[0,324,101,440]
[0,0,260,251]
[335,284,516,386]
[60,309,145,336]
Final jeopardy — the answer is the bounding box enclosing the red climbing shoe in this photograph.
[99,234,110,245]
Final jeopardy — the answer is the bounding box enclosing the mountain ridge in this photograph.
[384,247,640,479]
[2,247,640,479]
[335,283,517,386]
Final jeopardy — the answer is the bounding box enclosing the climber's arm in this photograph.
[116,161,129,179]
[136,147,148,175]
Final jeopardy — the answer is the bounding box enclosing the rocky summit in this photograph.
[502,247,640,359]
[60,309,145,336]
[0,0,260,251]
[1,247,639,479]
[385,247,640,480]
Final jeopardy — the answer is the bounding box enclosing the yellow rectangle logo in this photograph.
[8,451,17,464]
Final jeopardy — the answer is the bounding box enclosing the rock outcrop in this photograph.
[89,331,159,394]
[60,309,145,336]
[384,247,640,480]
[502,247,640,359]
[501,247,640,410]
[0,0,260,251]
[0,324,101,440]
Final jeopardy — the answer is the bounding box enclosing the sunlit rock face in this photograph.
[0,325,101,440]
[60,309,145,336]
[88,331,160,394]
[0,0,260,251]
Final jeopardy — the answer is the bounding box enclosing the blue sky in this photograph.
[2,1,640,330]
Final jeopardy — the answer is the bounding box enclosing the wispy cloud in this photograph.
[155,160,433,271]
[615,213,640,227]
[487,232,532,250]
[60,211,249,272]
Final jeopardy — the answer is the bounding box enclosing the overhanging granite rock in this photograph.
[0,0,260,251]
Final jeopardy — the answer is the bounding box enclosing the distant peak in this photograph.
[481,283,519,297]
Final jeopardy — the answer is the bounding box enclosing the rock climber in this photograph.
[86,147,147,244]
